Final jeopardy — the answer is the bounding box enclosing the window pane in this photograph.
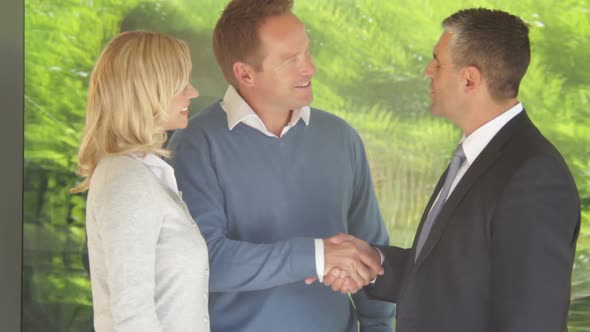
[24,0,590,330]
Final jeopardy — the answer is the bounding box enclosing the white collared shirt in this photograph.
[219,85,326,281]
[374,103,524,283]
[440,102,524,201]
[220,85,310,138]
[130,153,179,194]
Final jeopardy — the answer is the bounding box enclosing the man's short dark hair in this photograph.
[443,8,530,99]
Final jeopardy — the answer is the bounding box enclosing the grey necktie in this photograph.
[415,144,466,261]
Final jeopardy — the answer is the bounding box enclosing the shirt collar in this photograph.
[129,153,179,194]
[219,85,310,133]
[460,102,524,165]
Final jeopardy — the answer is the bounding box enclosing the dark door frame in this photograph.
[0,0,24,331]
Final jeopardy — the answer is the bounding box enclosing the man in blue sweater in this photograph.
[169,0,394,331]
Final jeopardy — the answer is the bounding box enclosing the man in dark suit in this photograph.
[321,8,580,332]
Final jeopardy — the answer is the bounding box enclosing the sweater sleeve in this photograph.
[346,130,395,332]
[92,171,164,332]
[171,126,317,293]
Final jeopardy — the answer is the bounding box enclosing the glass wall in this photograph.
[24,0,590,330]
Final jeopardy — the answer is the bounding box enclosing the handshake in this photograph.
[305,233,383,294]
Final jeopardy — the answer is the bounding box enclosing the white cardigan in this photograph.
[85,154,209,332]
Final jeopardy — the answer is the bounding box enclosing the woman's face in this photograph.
[163,83,199,131]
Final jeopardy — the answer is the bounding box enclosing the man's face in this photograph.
[423,31,464,120]
[250,13,316,113]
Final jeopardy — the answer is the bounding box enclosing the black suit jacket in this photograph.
[367,111,580,332]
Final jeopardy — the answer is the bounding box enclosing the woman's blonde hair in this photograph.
[71,31,192,193]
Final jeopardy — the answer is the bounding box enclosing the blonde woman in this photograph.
[71,31,209,332]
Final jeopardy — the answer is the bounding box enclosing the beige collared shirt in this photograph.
[220,85,310,138]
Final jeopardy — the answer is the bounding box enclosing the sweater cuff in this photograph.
[289,237,317,280]
[314,238,324,282]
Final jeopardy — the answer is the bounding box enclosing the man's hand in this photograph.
[313,233,383,294]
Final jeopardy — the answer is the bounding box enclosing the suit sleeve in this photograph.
[170,127,317,293]
[490,155,580,332]
[366,245,411,303]
[347,130,396,332]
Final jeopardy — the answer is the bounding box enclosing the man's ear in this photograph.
[233,61,256,87]
[462,65,482,94]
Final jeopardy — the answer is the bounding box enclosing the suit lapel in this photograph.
[413,111,530,266]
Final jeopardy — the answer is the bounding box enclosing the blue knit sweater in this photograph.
[169,102,394,332]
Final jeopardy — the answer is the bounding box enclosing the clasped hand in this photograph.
[305,233,383,294]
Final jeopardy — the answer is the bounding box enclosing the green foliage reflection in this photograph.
[24,0,590,330]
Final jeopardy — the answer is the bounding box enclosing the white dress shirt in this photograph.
[432,102,524,207]
[374,103,524,283]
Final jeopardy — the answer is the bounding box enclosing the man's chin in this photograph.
[429,105,442,117]
[292,96,313,109]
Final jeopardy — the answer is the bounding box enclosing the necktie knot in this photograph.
[449,144,466,172]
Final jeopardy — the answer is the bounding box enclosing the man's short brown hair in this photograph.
[213,0,294,87]
[443,8,530,100]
